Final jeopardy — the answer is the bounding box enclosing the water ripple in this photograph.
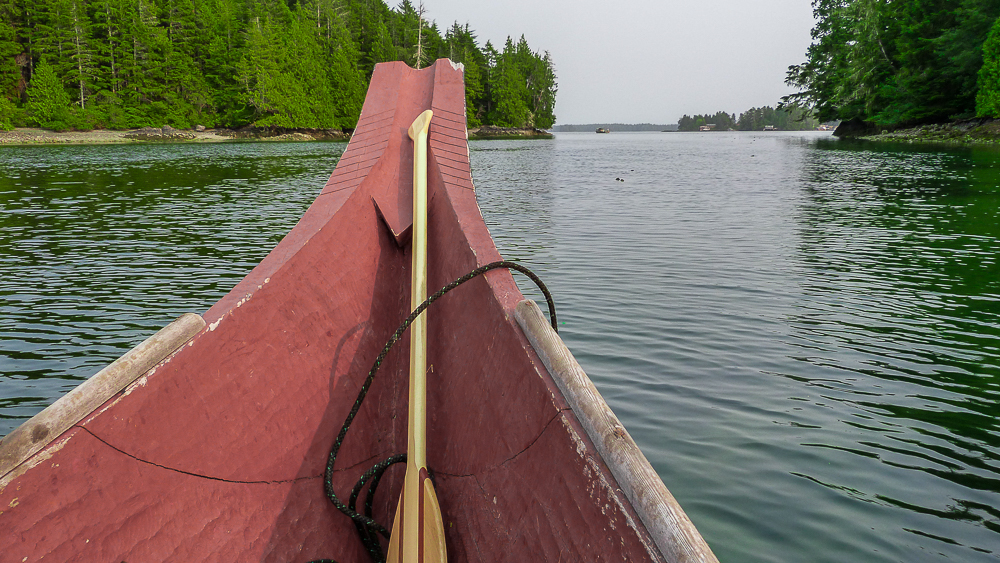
[1,142,345,433]
[470,133,1000,562]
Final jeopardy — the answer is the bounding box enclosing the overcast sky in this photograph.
[422,0,817,125]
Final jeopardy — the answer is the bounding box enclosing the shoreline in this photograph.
[0,127,352,145]
[468,126,552,140]
[0,127,236,145]
[0,125,552,146]
[835,118,1000,147]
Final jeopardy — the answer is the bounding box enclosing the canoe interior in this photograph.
[0,60,675,562]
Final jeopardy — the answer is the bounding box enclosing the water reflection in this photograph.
[788,140,1000,557]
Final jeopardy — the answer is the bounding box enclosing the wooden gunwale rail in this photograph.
[515,300,719,563]
[0,313,206,482]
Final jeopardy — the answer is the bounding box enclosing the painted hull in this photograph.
[0,60,716,563]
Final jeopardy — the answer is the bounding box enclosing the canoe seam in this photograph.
[79,427,320,485]
[432,407,570,478]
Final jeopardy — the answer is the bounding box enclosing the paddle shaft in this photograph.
[387,109,446,563]
[407,112,430,472]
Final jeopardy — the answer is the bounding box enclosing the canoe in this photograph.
[0,60,717,563]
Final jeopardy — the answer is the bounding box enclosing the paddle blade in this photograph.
[386,494,403,563]
[421,473,447,562]
[387,469,447,563]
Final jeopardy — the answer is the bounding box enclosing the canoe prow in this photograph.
[0,59,717,563]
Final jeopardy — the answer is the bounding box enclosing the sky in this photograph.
[421,0,818,125]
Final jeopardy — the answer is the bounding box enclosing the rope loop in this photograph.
[313,261,556,563]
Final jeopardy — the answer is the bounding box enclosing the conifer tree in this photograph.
[200,0,248,126]
[90,0,122,92]
[977,16,1000,117]
[65,0,95,114]
[488,38,530,127]
[0,0,21,100]
[26,58,72,130]
[444,22,484,126]
[0,95,15,129]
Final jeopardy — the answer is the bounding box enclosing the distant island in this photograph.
[552,123,678,132]
[0,0,556,133]
[554,106,828,133]
[677,106,819,131]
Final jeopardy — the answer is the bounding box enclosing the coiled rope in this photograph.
[311,260,557,563]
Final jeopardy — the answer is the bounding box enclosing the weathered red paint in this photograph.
[0,60,664,562]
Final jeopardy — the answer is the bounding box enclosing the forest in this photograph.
[783,0,1000,127]
[0,0,557,132]
[677,106,819,131]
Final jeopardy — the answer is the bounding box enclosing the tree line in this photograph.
[0,0,557,131]
[677,106,819,131]
[783,0,1000,127]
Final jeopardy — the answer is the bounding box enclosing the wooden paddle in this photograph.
[386,109,447,563]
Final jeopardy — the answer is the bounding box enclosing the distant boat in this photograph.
[596,127,610,133]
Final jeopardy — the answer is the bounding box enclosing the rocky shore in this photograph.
[468,126,553,140]
[225,126,351,141]
[0,126,353,145]
[835,117,1000,145]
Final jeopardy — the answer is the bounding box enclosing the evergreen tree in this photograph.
[200,0,249,126]
[977,15,1000,116]
[65,0,94,112]
[240,14,293,126]
[157,0,211,126]
[0,94,15,129]
[366,17,397,71]
[324,18,366,127]
[89,0,128,126]
[394,0,424,68]
[0,0,21,100]
[26,58,72,129]
[531,51,557,128]
[118,0,171,126]
[488,38,530,127]
[445,22,484,126]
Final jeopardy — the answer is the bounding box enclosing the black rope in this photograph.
[312,260,556,563]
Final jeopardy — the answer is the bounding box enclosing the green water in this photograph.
[0,143,344,425]
[1,133,999,562]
